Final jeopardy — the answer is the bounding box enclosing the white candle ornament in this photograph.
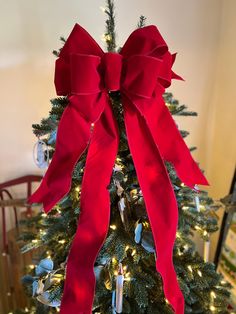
[204,240,210,262]
[116,263,124,313]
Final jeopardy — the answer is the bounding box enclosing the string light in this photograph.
[41,213,47,218]
[32,239,38,243]
[210,305,216,311]
[29,264,35,269]
[131,249,136,256]
[195,226,201,231]
[199,205,206,211]
[165,298,169,304]
[176,232,181,238]
[203,230,208,236]
[180,183,185,187]
[112,257,116,263]
[75,186,80,192]
[40,229,46,235]
[197,270,202,277]
[125,245,129,251]
[184,244,189,251]
[59,239,66,244]
[99,6,106,12]
[182,206,189,210]
[187,265,193,273]
[211,291,216,299]
[25,307,29,312]
[101,34,112,42]
[110,225,117,230]
[114,270,118,276]
[56,307,60,312]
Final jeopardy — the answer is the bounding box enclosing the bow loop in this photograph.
[70,54,102,95]
[122,55,163,98]
[121,25,168,57]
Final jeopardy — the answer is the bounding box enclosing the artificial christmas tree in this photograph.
[19,1,231,313]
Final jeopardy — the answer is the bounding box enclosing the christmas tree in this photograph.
[19,1,232,313]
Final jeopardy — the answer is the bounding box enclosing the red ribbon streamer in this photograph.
[29,24,209,314]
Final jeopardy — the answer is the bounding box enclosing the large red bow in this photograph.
[29,24,208,314]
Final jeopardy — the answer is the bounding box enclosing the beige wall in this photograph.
[0,1,235,256]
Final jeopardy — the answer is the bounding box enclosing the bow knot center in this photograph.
[102,52,123,92]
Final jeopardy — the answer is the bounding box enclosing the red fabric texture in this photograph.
[28,24,209,314]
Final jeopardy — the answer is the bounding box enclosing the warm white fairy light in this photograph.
[131,249,136,256]
[25,307,29,312]
[41,213,47,218]
[125,245,129,251]
[177,249,183,256]
[184,244,189,251]
[176,231,181,238]
[56,307,60,312]
[110,225,117,230]
[180,183,185,187]
[182,206,189,210]
[187,265,193,273]
[165,298,169,304]
[195,225,201,231]
[211,291,216,299]
[197,270,202,277]
[203,230,208,236]
[75,186,80,192]
[32,239,38,243]
[100,6,106,12]
[101,34,112,42]
[114,270,118,276]
[40,229,46,235]
[59,239,66,244]
[210,305,216,311]
[112,257,116,263]
[29,264,35,269]
[200,205,206,211]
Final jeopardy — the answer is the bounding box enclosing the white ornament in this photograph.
[118,198,126,223]
[33,139,49,169]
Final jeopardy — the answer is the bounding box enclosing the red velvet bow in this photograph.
[29,24,209,314]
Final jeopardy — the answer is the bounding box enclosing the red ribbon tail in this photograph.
[60,100,119,314]
[136,88,209,189]
[123,97,185,314]
[28,103,91,213]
